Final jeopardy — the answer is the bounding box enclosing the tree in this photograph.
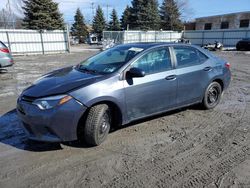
[0,8,23,29]
[22,0,64,30]
[128,0,145,30]
[120,6,131,30]
[71,8,88,43]
[92,5,106,40]
[144,0,161,30]
[128,0,160,30]
[160,0,183,30]
[108,9,121,31]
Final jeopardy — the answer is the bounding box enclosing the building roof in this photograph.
[196,11,250,20]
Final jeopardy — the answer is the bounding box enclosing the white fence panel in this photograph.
[105,29,250,47]
[0,29,69,55]
[103,30,183,44]
[183,29,250,47]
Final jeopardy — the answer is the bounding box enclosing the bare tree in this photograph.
[12,0,24,17]
[0,0,24,29]
[177,0,194,21]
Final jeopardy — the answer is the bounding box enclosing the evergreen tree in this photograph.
[92,5,106,39]
[120,6,131,30]
[128,0,160,30]
[160,0,183,30]
[22,0,64,30]
[144,0,161,30]
[71,8,88,43]
[108,9,121,31]
[128,0,145,30]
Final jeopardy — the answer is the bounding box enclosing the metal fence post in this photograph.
[6,31,12,54]
[66,24,71,53]
[222,31,225,46]
[40,30,45,55]
[201,31,205,46]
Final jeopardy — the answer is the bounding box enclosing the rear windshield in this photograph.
[0,41,8,48]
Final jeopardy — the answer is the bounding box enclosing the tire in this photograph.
[236,44,241,51]
[202,82,222,110]
[84,104,111,146]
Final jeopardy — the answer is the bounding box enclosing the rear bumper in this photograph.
[17,97,87,142]
[0,57,14,68]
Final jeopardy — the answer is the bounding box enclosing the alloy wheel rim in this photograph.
[99,111,110,138]
[207,86,219,105]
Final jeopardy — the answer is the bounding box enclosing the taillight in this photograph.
[225,62,230,69]
[0,48,10,53]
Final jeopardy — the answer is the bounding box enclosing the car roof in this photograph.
[117,42,214,59]
[117,42,172,49]
[116,42,195,50]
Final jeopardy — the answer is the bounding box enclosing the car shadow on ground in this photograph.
[0,109,63,152]
[110,104,204,133]
[0,69,8,73]
[0,105,204,152]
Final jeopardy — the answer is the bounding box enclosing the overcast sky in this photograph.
[1,0,250,24]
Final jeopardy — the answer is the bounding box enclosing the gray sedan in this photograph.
[17,43,231,146]
[0,41,14,68]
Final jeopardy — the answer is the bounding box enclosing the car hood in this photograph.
[22,66,104,98]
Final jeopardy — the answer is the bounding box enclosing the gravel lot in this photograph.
[0,50,250,188]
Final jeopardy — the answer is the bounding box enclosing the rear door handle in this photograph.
[165,75,176,80]
[203,66,212,72]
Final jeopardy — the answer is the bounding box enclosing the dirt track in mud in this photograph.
[0,50,250,188]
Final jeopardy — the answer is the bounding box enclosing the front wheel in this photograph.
[202,82,222,109]
[84,104,111,146]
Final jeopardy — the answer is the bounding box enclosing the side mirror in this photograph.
[127,67,145,78]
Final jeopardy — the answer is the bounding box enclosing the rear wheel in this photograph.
[236,44,241,51]
[202,82,222,109]
[84,104,111,146]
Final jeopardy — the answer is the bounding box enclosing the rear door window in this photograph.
[173,46,208,68]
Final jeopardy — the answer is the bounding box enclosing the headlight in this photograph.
[32,95,72,110]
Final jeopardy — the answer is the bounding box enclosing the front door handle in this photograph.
[203,66,212,72]
[165,75,176,80]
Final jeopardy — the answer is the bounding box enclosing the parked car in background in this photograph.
[0,41,14,69]
[236,38,250,51]
[17,43,231,146]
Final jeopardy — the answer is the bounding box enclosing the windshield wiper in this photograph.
[78,66,99,74]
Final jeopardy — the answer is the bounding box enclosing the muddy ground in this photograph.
[0,50,250,188]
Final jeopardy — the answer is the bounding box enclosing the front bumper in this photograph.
[16,97,87,142]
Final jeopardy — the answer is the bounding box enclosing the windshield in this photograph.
[77,45,144,74]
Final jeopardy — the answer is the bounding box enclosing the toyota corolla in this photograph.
[17,43,231,146]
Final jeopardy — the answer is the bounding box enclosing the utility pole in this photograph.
[6,0,14,29]
[91,2,94,21]
[106,4,110,23]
